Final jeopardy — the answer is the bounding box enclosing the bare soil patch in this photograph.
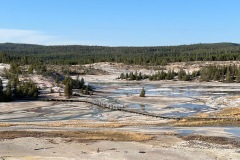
[181,135,240,148]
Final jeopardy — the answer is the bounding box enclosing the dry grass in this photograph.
[173,118,240,127]
[28,121,129,128]
[227,96,240,101]
[0,120,167,128]
[194,113,209,118]
[0,123,14,127]
[195,107,240,118]
[0,130,153,142]
[212,107,240,118]
[171,106,240,127]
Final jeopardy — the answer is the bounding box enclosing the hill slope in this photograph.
[0,43,239,65]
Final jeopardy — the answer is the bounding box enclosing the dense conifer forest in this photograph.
[0,43,240,65]
[119,65,240,83]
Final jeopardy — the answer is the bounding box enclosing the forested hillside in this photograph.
[0,43,240,65]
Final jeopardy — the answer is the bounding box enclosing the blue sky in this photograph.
[0,0,239,46]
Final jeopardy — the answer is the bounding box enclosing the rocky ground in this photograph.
[1,135,239,160]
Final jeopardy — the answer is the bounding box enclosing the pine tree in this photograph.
[139,87,145,97]
[225,68,232,83]
[214,70,221,81]
[28,65,34,74]
[80,78,85,89]
[120,73,125,79]
[85,87,89,95]
[129,72,134,80]
[80,88,83,94]
[138,72,142,80]
[236,68,240,83]
[0,78,3,101]
[64,82,72,98]
[166,70,174,80]
[5,81,12,101]
[125,73,129,79]
[178,69,187,81]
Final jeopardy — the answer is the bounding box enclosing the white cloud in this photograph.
[0,28,111,46]
[0,29,57,45]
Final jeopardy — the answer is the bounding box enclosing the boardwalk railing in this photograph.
[39,98,178,119]
[38,98,240,121]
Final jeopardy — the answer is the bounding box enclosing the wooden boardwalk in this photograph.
[38,98,240,121]
[39,98,179,119]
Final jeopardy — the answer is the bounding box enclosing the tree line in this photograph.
[0,64,39,102]
[119,71,149,80]
[0,43,240,66]
[62,76,93,98]
[119,65,240,83]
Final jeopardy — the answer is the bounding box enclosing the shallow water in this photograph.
[178,127,240,137]
[127,103,151,112]
[93,83,240,98]
[225,128,240,137]
[92,82,240,117]
[162,103,211,117]
[167,103,210,110]
[124,126,240,138]
[0,104,110,122]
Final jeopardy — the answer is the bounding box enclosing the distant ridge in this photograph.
[0,42,239,48]
[0,42,240,65]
